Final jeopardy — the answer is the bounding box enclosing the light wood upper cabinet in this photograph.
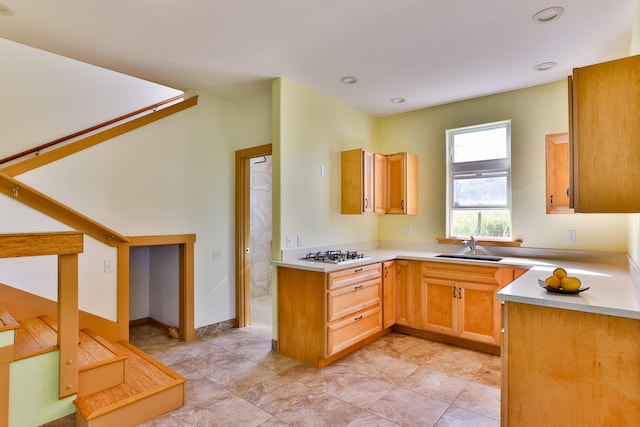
[374,153,388,214]
[386,152,418,215]
[341,149,375,214]
[545,132,573,214]
[569,54,640,213]
[342,149,417,215]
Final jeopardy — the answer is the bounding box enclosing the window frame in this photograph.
[446,120,512,239]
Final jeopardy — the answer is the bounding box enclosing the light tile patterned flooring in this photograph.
[47,296,501,426]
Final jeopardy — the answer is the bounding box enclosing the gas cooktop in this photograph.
[301,250,371,265]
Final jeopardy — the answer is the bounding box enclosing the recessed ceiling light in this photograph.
[390,97,406,104]
[532,6,564,24]
[340,76,358,84]
[534,62,558,71]
[0,3,15,16]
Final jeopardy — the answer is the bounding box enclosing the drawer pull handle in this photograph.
[354,315,363,321]
[354,284,363,289]
[354,268,363,272]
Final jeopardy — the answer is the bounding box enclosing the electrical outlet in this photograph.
[406,227,413,237]
[567,230,576,243]
[286,235,293,248]
[297,235,303,247]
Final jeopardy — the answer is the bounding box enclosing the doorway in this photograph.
[118,234,195,342]
[235,144,273,333]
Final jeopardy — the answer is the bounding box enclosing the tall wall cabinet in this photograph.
[341,149,417,215]
[569,54,640,212]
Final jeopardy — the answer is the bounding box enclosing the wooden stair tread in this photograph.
[74,341,185,419]
[78,329,125,370]
[0,306,19,331]
[14,316,58,359]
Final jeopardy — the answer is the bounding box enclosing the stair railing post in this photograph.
[58,253,79,398]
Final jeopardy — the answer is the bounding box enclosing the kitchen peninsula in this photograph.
[497,260,640,426]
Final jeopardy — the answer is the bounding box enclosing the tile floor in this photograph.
[47,295,501,426]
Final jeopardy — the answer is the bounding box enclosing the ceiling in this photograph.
[0,0,637,116]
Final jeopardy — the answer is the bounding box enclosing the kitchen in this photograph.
[1,2,639,426]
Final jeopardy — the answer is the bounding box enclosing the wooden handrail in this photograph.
[0,95,185,166]
[0,172,129,246]
[1,96,198,177]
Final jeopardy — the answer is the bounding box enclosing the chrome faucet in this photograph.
[463,236,477,255]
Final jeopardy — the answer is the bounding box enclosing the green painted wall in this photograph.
[10,352,75,427]
[275,78,379,250]
[377,80,628,251]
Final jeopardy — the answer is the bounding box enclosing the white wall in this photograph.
[0,38,182,160]
[129,246,150,321]
[1,40,272,329]
[149,245,179,327]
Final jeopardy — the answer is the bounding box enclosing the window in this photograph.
[446,121,512,239]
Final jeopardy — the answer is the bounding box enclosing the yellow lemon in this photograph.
[544,276,561,289]
[553,267,567,279]
[560,277,581,291]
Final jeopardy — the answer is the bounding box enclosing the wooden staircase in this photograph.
[1,307,186,427]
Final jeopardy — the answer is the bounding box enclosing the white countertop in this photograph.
[272,247,640,320]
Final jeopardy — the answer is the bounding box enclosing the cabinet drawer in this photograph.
[328,262,381,290]
[327,306,381,356]
[421,261,499,285]
[327,278,381,321]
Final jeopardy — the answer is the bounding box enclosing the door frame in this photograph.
[118,234,196,341]
[235,144,272,327]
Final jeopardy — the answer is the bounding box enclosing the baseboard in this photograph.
[194,318,235,338]
[392,324,500,356]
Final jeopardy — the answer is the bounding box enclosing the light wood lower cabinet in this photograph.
[394,259,420,328]
[421,262,502,345]
[502,301,640,426]
[382,260,396,328]
[278,263,383,367]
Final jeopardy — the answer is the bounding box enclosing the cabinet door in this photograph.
[387,152,418,214]
[386,153,406,214]
[341,149,375,214]
[457,281,500,344]
[571,54,640,212]
[382,261,396,328]
[374,153,387,214]
[362,150,375,213]
[421,276,457,336]
[395,260,416,327]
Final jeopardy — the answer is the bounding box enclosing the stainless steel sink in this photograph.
[435,254,503,262]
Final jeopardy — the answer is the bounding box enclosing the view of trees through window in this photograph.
[447,121,512,239]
